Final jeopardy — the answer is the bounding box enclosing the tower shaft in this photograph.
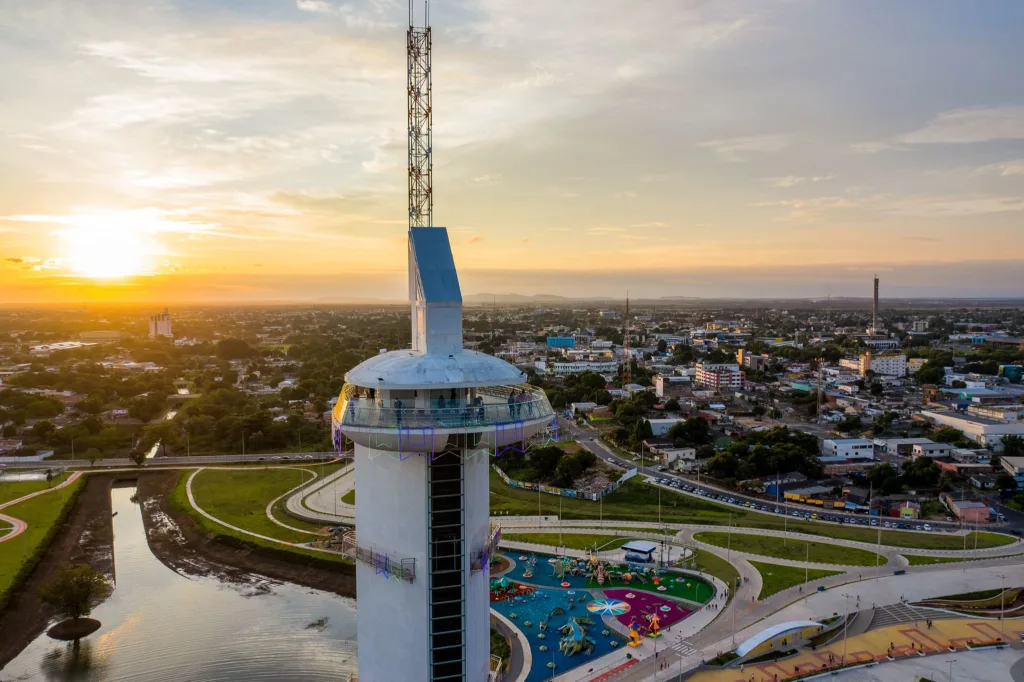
[872,275,879,331]
[408,0,432,228]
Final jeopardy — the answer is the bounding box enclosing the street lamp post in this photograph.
[947,658,957,682]
[841,592,852,665]
[998,573,1007,638]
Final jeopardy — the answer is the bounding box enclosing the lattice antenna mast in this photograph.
[623,291,632,387]
[408,0,432,228]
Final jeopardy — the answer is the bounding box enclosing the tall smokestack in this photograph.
[872,274,879,332]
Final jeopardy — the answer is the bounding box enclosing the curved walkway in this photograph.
[285,462,355,524]
[184,468,345,558]
[0,471,83,544]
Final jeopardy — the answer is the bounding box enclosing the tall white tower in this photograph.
[334,230,555,681]
[333,6,554,680]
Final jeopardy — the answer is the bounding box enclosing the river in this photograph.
[0,486,359,681]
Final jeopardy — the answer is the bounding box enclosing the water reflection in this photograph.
[1,487,358,681]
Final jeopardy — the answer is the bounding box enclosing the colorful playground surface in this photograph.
[490,582,626,682]
[687,616,1024,682]
[505,552,715,604]
[491,553,714,682]
[603,589,691,633]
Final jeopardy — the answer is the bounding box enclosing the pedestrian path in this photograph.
[0,471,83,544]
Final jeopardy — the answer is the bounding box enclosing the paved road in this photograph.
[284,463,355,524]
[558,417,1015,536]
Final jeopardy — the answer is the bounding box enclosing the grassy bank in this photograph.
[0,472,74,506]
[341,489,355,505]
[0,478,85,609]
[694,532,881,566]
[749,560,842,599]
[169,471,350,565]
[189,468,317,543]
[690,549,740,600]
[903,554,967,566]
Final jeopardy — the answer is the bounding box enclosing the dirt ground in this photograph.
[0,473,116,669]
[138,470,356,599]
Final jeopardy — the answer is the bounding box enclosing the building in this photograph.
[648,418,684,437]
[907,358,927,375]
[911,442,956,459]
[862,336,900,351]
[1001,456,1024,486]
[858,353,906,377]
[695,362,743,391]
[149,308,173,338]
[598,311,617,318]
[919,409,1024,449]
[569,402,598,414]
[821,438,875,460]
[737,349,767,371]
[655,374,690,398]
[333,227,555,682]
[940,494,990,524]
[546,336,575,348]
[538,360,619,376]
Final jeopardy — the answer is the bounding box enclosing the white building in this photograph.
[911,442,956,458]
[821,438,875,460]
[148,308,173,338]
[655,374,690,398]
[648,418,684,437]
[334,227,554,682]
[907,358,927,375]
[919,409,1024,449]
[864,353,906,377]
[537,360,619,376]
[695,363,743,391]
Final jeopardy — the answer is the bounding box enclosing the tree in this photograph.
[1001,434,1024,457]
[664,398,680,411]
[46,469,54,487]
[31,420,57,440]
[129,449,146,467]
[1,423,16,437]
[933,427,964,445]
[39,564,110,625]
[656,339,668,354]
[869,382,884,396]
[84,448,101,467]
[836,415,862,433]
[216,338,257,360]
[995,472,1019,494]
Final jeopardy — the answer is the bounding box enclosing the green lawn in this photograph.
[0,472,74,506]
[270,498,327,533]
[689,549,740,600]
[189,467,317,543]
[341,489,355,505]
[490,469,1016,550]
[502,532,630,551]
[694,531,882,566]
[0,478,85,607]
[749,560,842,599]
[170,471,351,565]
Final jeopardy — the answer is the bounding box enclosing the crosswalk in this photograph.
[668,640,698,657]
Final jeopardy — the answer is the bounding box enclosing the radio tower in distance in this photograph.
[623,291,631,387]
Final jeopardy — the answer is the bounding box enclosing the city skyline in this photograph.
[3,0,1024,304]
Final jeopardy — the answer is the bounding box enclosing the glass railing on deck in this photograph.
[336,385,554,430]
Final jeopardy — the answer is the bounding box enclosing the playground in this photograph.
[491,552,716,681]
[490,580,625,682]
[504,552,715,603]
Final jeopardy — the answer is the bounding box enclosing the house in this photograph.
[940,494,990,524]
[911,442,956,459]
[821,438,875,460]
[0,439,24,454]
[898,501,921,520]
[570,402,598,415]
[648,418,684,437]
[1000,456,1024,486]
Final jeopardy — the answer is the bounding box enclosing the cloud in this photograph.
[5,258,23,263]
[974,160,1024,177]
[897,106,1024,144]
[869,194,1024,217]
[762,174,833,188]
[847,141,900,154]
[468,236,483,244]
[695,134,791,161]
[472,174,502,184]
[296,0,332,13]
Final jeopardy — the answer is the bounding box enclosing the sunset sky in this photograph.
[1,0,1023,303]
